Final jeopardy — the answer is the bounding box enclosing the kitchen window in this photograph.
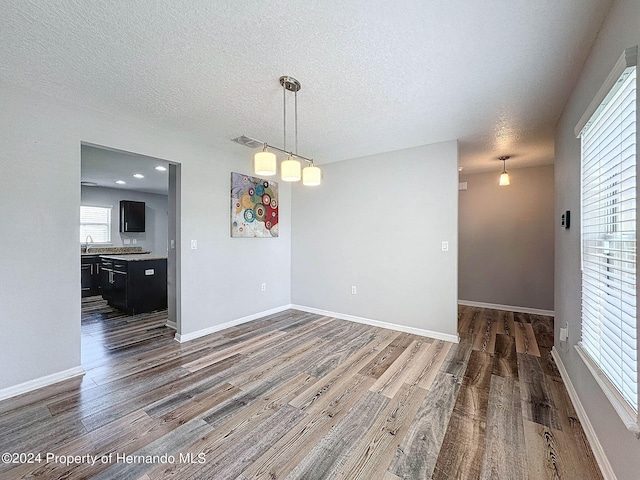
[80,205,112,243]
[576,46,638,432]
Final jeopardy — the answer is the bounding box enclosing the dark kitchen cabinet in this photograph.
[81,255,101,297]
[101,256,167,314]
[120,200,145,233]
[109,260,129,311]
[100,259,113,301]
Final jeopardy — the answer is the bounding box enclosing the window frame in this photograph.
[575,45,639,434]
[80,204,113,244]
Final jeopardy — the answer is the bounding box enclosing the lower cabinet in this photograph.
[110,260,129,311]
[81,255,101,297]
[100,259,113,301]
[101,257,167,314]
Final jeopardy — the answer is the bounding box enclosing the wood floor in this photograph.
[0,300,603,479]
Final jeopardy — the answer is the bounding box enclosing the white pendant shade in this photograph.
[498,156,510,186]
[281,158,301,181]
[302,165,321,186]
[254,151,277,176]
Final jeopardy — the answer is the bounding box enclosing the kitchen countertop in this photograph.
[82,246,146,256]
[100,254,167,262]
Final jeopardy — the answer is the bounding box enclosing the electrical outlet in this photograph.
[170,239,175,250]
[123,238,131,245]
[191,240,197,250]
[261,283,266,292]
[351,286,357,295]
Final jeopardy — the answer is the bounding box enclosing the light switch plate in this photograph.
[191,240,197,250]
[559,327,568,342]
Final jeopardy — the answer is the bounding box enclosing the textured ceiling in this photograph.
[0,0,611,174]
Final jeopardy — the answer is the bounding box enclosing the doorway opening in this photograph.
[80,143,181,357]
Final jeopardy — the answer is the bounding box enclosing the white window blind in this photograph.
[580,64,637,416]
[80,205,111,243]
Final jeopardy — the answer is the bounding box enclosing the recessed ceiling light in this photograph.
[155,166,167,172]
[133,173,144,179]
[115,180,126,185]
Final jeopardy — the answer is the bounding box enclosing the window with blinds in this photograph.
[80,205,111,243]
[580,60,637,419]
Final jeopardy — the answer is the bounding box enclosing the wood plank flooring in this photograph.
[0,300,603,479]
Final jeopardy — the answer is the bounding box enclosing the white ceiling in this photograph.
[1,1,611,174]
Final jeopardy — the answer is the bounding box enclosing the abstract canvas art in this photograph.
[231,172,279,237]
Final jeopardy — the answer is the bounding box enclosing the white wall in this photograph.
[554,0,640,478]
[459,165,555,312]
[81,186,169,255]
[291,141,459,339]
[0,81,292,391]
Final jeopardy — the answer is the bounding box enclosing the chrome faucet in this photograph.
[85,235,94,253]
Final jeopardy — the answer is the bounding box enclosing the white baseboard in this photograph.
[458,300,554,317]
[165,321,177,330]
[174,304,292,343]
[291,304,459,343]
[551,347,617,480]
[175,303,460,345]
[0,366,85,402]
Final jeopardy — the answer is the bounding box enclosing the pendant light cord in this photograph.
[283,81,287,151]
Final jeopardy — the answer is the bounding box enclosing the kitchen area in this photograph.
[81,201,168,314]
[81,144,174,319]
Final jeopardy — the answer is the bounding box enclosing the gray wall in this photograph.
[0,75,459,393]
[459,165,554,312]
[291,141,459,339]
[81,186,169,255]
[0,81,292,391]
[554,0,640,478]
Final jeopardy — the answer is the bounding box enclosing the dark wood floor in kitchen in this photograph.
[0,300,603,479]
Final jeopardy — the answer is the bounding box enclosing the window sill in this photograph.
[575,343,640,435]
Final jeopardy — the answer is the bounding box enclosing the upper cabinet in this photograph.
[120,200,145,232]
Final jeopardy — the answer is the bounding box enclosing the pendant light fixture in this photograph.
[254,145,277,176]
[499,156,510,186]
[232,76,322,186]
[281,155,302,181]
[302,164,322,186]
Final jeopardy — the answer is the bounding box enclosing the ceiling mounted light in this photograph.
[499,156,510,186]
[115,180,126,185]
[133,173,144,179]
[254,145,277,176]
[303,164,322,186]
[281,155,301,182]
[231,75,322,186]
[155,165,167,172]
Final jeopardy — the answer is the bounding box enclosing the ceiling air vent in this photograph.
[231,135,264,149]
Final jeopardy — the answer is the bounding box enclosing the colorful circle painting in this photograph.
[230,172,279,237]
